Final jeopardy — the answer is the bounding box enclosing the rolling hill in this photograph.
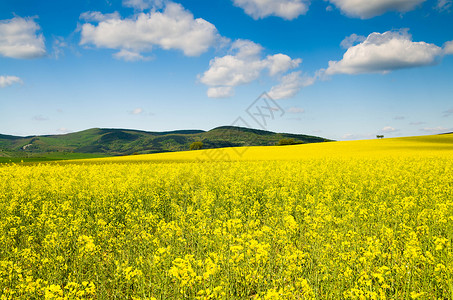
[0,126,329,160]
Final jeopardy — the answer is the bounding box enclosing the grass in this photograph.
[0,152,110,164]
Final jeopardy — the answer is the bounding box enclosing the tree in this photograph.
[190,141,203,150]
[376,135,384,139]
[277,138,296,146]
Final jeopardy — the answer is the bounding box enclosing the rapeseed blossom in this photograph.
[0,135,452,298]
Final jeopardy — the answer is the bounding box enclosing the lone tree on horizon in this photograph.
[377,135,384,139]
[190,141,203,150]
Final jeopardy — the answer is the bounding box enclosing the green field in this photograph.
[0,153,110,164]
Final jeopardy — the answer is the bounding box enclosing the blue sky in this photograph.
[1,0,452,140]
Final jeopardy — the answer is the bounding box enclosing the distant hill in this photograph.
[0,126,330,158]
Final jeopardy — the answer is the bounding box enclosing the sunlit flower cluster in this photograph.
[0,137,452,298]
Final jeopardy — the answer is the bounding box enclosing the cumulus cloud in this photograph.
[0,76,22,88]
[444,41,453,55]
[340,33,366,49]
[380,126,398,133]
[123,0,164,10]
[200,39,302,98]
[325,30,443,75]
[0,17,46,59]
[232,0,310,20]
[268,71,315,99]
[200,41,266,88]
[267,54,302,76]
[80,2,221,59]
[326,0,426,19]
[207,87,234,98]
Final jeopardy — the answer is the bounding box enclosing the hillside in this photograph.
[0,126,329,160]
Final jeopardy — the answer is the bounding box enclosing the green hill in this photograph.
[0,126,330,161]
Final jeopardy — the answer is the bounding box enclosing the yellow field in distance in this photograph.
[1,133,452,299]
[75,133,453,163]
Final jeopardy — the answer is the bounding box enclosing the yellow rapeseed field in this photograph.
[1,134,452,299]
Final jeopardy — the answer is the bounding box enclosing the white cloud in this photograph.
[381,126,398,133]
[200,39,302,98]
[57,128,72,133]
[130,108,144,115]
[0,76,22,88]
[52,37,68,59]
[231,39,263,59]
[341,133,374,140]
[80,2,221,58]
[0,17,46,59]
[326,0,426,19]
[207,87,234,98]
[342,133,356,140]
[233,0,310,20]
[287,107,305,113]
[420,126,450,133]
[267,54,302,76]
[113,49,150,61]
[200,44,265,87]
[268,71,315,99]
[444,41,453,55]
[435,0,452,11]
[80,11,121,22]
[123,0,164,10]
[340,33,365,49]
[325,30,443,75]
